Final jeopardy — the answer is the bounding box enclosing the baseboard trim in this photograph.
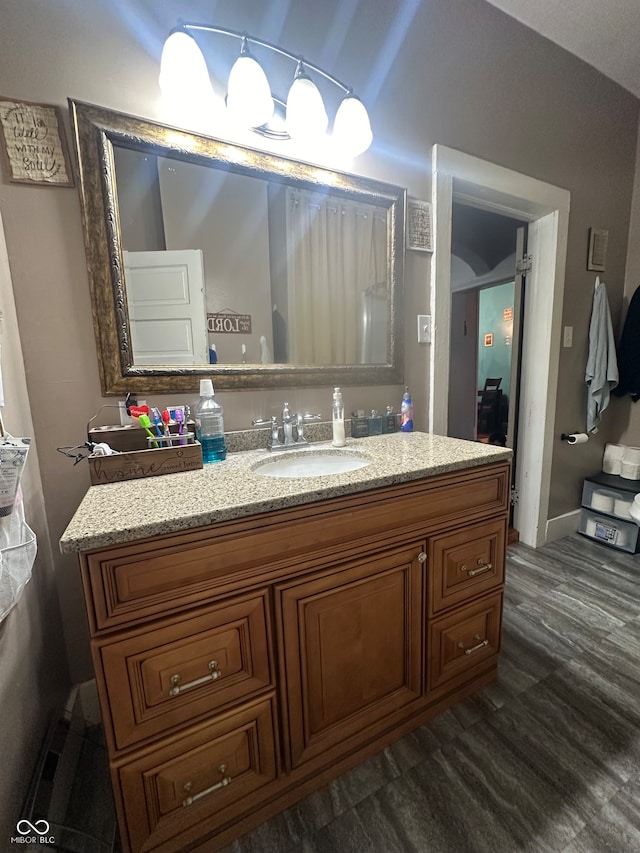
[545,509,580,543]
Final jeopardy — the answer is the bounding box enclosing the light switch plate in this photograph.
[417,314,431,343]
[563,326,573,348]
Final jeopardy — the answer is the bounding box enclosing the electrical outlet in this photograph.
[417,314,431,344]
[119,399,146,425]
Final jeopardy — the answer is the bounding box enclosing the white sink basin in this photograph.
[253,450,371,479]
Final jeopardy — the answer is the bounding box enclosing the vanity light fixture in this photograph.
[159,23,373,156]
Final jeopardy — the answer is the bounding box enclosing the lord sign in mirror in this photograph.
[70,99,405,393]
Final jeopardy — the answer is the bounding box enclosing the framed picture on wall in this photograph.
[587,228,608,272]
[484,333,494,347]
[0,96,74,187]
[406,198,433,252]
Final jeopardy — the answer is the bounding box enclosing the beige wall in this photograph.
[0,1,638,812]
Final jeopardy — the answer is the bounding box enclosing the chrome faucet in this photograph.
[252,403,321,451]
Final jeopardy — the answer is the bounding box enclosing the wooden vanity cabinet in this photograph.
[78,461,510,853]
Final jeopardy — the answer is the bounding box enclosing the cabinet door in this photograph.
[278,543,424,769]
[428,518,506,615]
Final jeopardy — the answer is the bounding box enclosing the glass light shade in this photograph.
[333,94,373,156]
[226,54,274,128]
[159,30,212,100]
[286,72,328,140]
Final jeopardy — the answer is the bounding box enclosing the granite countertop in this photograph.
[59,432,511,553]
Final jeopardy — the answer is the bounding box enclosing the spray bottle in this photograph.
[400,386,414,432]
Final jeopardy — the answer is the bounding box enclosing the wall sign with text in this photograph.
[406,198,433,252]
[0,96,74,187]
[207,311,252,334]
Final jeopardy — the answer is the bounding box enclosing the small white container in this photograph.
[630,495,640,526]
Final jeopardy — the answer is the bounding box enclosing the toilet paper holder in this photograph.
[561,433,589,444]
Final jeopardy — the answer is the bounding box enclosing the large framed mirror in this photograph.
[69,100,405,394]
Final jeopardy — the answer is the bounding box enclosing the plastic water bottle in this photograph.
[195,379,227,463]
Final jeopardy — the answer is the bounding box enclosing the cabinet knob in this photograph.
[417,551,427,563]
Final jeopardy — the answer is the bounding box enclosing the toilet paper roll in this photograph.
[567,433,589,445]
[614,498,632,518]
[591,490,614,513]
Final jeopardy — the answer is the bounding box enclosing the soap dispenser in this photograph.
[332,387,346,447]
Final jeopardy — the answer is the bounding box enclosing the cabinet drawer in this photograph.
[278,542,424,769]
[582,478,636,520]
[428,592,502,693]
[82,463,509,632]
[428,519,506,615]
[578,508,640,552]
[99,591,272,751]
[116,695,278,853]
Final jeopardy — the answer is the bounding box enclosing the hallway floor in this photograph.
[60,534,640,853]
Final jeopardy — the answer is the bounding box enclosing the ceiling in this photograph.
[485,0,640,99]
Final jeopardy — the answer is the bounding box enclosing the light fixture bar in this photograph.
[180,22,353,95]
[161,22,373,155]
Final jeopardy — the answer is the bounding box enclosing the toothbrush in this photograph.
[175,408,186,445]
[150,407,164,437]
[162,409,172,438]
[138,414,159,448]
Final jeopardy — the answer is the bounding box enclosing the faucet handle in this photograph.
[300,413,322,421]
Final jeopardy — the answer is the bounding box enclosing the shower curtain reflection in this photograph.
[285,188,388,364]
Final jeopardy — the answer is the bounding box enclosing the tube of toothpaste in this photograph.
[0,438,30,517]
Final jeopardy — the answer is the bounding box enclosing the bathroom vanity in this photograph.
[61,432,511,853]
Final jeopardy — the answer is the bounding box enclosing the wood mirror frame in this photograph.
[69,99,405,394]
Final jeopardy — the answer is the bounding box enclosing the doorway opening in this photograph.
[431,146,570,548]
[447,202,526,449]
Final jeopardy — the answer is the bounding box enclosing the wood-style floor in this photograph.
[219,533,640,853]
[60,533,640,853]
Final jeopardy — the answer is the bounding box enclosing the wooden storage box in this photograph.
[88,439,202,485]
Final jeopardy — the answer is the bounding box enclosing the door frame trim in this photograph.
[431,146,570,547]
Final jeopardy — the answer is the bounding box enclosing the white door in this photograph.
[123,249,208,365]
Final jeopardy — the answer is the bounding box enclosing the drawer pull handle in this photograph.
[182,764,231,807]
[463,638,489,655]
[468,562,492,577]
[169,660,221,697]
[460,561,492,576]
[417,551,427,563]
